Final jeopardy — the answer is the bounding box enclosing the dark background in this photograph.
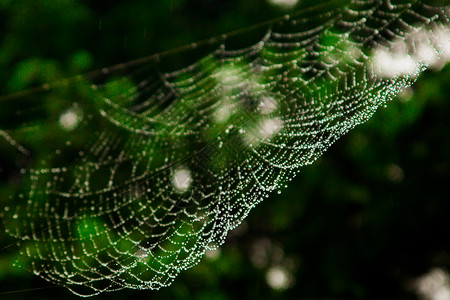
[0,0,449,299]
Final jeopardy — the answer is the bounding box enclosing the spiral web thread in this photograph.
[2,0,450,296]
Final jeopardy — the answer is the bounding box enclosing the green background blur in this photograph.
[0,0,449,299]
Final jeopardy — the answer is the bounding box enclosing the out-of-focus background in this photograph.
[0,0,449,299]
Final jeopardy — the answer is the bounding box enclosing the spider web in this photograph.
[2,0,450,296]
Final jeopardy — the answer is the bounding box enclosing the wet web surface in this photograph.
[1,0,450,296]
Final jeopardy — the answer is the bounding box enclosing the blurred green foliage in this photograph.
[0,0,449,299]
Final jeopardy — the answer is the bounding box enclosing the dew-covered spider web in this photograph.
[1,0,450,296]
